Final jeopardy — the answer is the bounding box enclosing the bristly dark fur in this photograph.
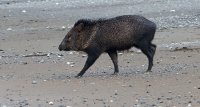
[74,19,96,27]
[74,18,106,27]
[59,15,157,77]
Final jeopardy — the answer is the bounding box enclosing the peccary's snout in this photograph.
[58,42,70,51]
[58,44,63,51]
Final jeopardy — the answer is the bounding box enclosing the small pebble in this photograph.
[48,101,54,105]
[136,50,142,53]
[61,26,66,30]
[166,98,173,100]
[114,90,118,95]
[2,105,7,107]
[39,59,44,63]
[118,52,123,55]
[22,10,27,13]
[110,100,114,103]
[7,28,12,31]
[69,52,73,55]
[22,62,28,65]
[170,9,176,12]
[171,56,176,59]
[32,80,37,84]
[187,103,192,107]
[57,55,62,58]
[46,26,50,29]
[82,54,87,57]
[47,53,51,57]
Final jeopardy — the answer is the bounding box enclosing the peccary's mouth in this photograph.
[58,45,69,51]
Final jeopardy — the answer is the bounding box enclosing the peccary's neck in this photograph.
[82,25,98,50]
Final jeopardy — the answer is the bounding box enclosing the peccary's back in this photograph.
[95,15,156,50]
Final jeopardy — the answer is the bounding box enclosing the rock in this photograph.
[48,101,54,105]
[69,51,74,55]
[157,98,161,100]
[166,97,173,100]
[39,59,45,63]
[118,53,123,55]
[67,62,71,65]
[59,106,67,107]
[61,26,66,30]
[22,62,28,65]
[114,90,118,95]
[110,100,114,103]
[171,56,176,59]
[82,54,87,57]
[170,9,176,12]
[57,55,62,58]
[22,10,27,13]
[7,28,12,31]
[47,53,51,57]
[187,103,192,107]
[2,105,7,107]
[32,80,37,84]
[136,50,142,53]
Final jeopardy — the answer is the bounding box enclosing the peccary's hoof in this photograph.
[75,75,82,78]
[146,70,152,72]
[112,72,119,76]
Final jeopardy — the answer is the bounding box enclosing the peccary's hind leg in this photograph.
[137,42,155,72]
[147,43,156,71]
[150,43,156,58]
[107,50,119,75]
[76,52,101,78]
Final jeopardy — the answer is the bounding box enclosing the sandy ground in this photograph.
[1,0,200,107]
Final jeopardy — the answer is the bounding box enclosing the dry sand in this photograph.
[1,0,200,107]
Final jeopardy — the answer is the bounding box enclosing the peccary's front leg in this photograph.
[76,52,101,78]
[107,50,119,75]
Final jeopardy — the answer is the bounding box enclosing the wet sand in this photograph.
[1,0,200,107]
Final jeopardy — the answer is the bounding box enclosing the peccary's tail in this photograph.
[148,22,157,42]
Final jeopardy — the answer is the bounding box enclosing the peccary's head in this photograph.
[59,22,85,51]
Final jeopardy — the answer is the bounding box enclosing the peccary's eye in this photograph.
[68,37,71,42]
[67,35,71,42]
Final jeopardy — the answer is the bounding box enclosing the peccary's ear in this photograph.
[75,23,84,32]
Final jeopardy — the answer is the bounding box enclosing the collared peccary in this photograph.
[59,15,156,77]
